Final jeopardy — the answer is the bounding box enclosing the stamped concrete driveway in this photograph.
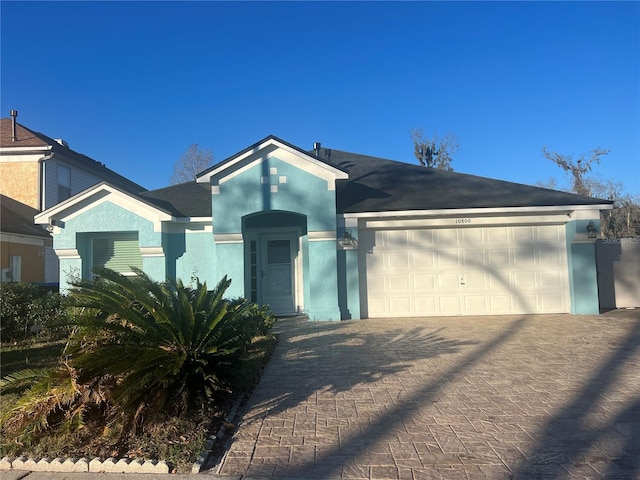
[213,311,640,479]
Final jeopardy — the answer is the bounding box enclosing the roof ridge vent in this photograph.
[54,138,68,147]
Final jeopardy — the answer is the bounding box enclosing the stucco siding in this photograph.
[55,201,162,290]
[166,230,217,286]
[565,218,601,314]
[212,157,337,234]
[0,162,40,208]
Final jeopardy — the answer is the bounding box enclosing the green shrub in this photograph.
[0,283,71,343]
[1,268,277,442]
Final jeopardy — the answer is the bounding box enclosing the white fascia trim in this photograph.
[0,145,52,156]
[340,204,613,219]
[35,184,174,232]
[197,138,348,188]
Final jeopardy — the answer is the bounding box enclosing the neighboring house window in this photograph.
[58,165,71,201]
[91,233,143,275]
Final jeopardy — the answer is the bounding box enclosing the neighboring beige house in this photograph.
[0,111,146,284]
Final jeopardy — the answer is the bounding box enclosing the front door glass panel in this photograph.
[267,240,292,297]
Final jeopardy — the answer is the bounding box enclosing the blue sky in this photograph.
[2,1,639,195]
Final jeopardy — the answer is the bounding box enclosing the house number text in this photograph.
[455,218,472,224]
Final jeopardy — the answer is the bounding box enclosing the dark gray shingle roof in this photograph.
[317,148,612,214]
[136,142,612,219]
[138,182,211,217]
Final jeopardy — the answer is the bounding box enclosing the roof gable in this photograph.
[196,135,348,190]
[34,182,174,230]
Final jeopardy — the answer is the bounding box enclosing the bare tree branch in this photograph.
[411,128,459,171]
[170,144,214,185]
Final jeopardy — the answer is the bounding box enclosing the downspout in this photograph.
[38,150,55,211]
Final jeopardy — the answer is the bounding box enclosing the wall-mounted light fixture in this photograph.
[586,221,598,239]
[339,229,358,249]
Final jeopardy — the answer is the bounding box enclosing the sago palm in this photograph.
[66,267,253,427]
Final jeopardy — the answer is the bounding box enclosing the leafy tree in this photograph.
[541,146,610,196]
[410,128,459,171]
[539,147,640,237]
[170,144,214,184]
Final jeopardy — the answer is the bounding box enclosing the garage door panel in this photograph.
[413,251,435,267]
[513,226,535,242]
[367,275,385,292]
[436,250,460,267]
[541,293,565,310]
[389,297,411,314]
[368,298,386,315]
[540,271,563,287]
[514,270,537,288]
[464,271,488,289]
[538,247,563,265]
[489,271,513,290]
[415,297,437,314]
[464,296,489,313]
[414,274,436,290]
[368,254,385,269]
[439,296,461,314]
[487,249,511,266]
[514,248,536,265]
[461,228,483,244]
[436,229,458,245]
[365,225,569,317]
[490,295,514,312]
[487,227,509,243]
[439,273,461,289]
[388,252,410,269]
[389,275,410,291]
[412,229,435,246]
[386,230,409,247]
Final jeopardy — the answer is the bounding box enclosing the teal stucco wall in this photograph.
[54,201,164,291]
[565,219,601,314]
[210,155,342,320]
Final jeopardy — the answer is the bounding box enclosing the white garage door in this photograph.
[363,225,569,317]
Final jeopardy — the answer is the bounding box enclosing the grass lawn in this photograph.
[0,334,277,473]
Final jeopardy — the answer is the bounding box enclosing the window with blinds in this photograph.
[92,233,143,274]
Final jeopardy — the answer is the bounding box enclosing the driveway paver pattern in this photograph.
[215,310,640,479]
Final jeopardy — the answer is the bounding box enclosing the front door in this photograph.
[261,235,296,315]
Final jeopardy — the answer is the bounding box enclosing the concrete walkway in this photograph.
[213,310,640,479]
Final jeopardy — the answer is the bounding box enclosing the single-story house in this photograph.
[35,136,612,319]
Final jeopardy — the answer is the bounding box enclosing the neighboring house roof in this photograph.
[0,194,50,238]
[313,148,613,214]
[0,118,147,194]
